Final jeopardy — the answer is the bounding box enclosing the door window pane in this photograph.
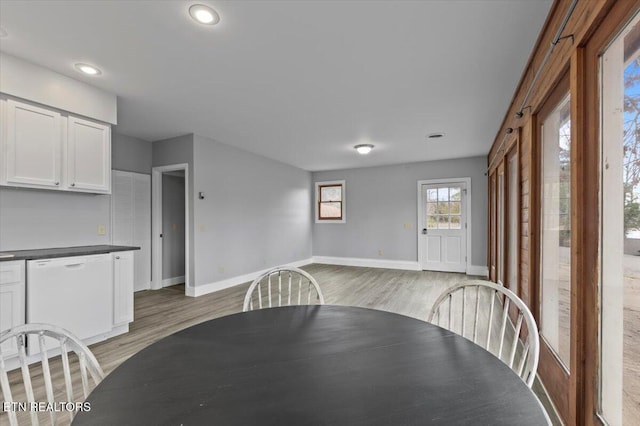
[450,216,461,229]
[450,187,461,201]
[450,202,461,215]
[540,93,571,371]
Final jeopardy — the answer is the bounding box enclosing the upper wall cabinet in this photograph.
[0,97,111,194]
[4,99,63,188]
[67,115,111,193]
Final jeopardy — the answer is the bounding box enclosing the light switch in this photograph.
[404,223,413,229]
[97,225,106,235]
[172,223,177,230]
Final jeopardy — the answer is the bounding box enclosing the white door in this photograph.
[419,182,467,272]
[111,170,152,292]
[67,115,111,193]
[4,99,63,188]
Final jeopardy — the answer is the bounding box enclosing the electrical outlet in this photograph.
[172,223,177,230]
[378,249,383,256]
[404,223,413,229]
[97,225,106,235]
[218,267,225,274]
[199,224,206,232]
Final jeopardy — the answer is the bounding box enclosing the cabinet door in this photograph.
[67,115,111,193]
[0,261,26,358]
[4,99,62,188]
[113,251,134,325]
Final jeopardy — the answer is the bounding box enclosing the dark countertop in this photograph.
[0,245,140,262]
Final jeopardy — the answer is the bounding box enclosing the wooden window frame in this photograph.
[315,180,346,223]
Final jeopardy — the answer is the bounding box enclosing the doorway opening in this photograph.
[417,178,471,273]
[152,164,189,295]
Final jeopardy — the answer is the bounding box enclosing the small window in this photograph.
[315,180,345,223]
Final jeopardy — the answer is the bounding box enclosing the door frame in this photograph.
[417,177,472,273]
[152,163,190,293]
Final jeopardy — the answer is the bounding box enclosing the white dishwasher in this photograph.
[27,254,112,355]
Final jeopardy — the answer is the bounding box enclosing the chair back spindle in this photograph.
[0,324,105,426]
[243,267,324,312]
[427,280,539,388]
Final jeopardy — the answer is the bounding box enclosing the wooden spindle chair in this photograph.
[427,280,539,387]
[243,267,325,312]
[0,324,105,426]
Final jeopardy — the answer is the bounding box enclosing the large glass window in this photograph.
[507,151,519,292]
[540,93,571,370]
[600,13,640,425]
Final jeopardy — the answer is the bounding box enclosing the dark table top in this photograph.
[73,305,550,426]
[0,245,139,261]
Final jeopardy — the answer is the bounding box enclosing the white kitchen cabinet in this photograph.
[0,261,26,358]
[3,98,63,188]
[113,251,134,326]
[67,115,111,193]
[0,97,111,194]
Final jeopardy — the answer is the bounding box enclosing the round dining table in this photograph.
[73,305,550,425]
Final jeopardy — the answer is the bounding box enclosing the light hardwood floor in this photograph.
[2,264,560,425]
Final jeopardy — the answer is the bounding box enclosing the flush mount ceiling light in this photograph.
[74,63,102,76]
[189,4,220,25]
[354,144,374,155]
[427,133,445,139]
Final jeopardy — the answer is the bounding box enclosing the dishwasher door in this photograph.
[27,254,112,355]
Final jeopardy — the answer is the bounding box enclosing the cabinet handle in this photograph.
[54,182,60,186]
[71,183,76,187]
[115,256,120,259]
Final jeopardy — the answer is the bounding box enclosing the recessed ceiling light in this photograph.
[427,133,445,139]
[0,27,8,38]
[189,4,220,25]
[74,63,102,76]
[354,144,374,155]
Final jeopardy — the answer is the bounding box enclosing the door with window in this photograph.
[419,181,467,272]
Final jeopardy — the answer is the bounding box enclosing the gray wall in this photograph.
[112,132,152,174]
[192,135,312,287]
[0,187,111,250]
[312,156,488,267]
[162,173,185,280]
[152,134,196,285]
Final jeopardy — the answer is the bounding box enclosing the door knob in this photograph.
[422,228,428,235]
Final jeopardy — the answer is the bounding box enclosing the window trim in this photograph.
[315,180,346,224]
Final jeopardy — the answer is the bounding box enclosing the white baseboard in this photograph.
[312,256,421,271]
[186,258,314,297]
[162,276,185,287]
[466,265,489,277]
[185,257,488,298]
[313,256,487,277]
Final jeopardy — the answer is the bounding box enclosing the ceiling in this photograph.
[0,0,552,171]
